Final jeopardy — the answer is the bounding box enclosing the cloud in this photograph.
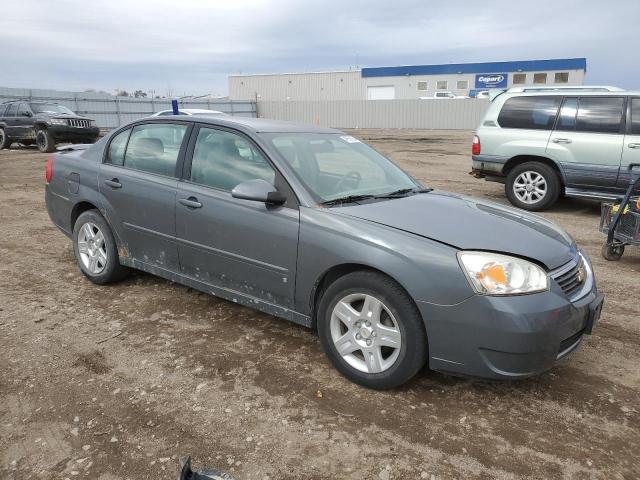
[0,0,637,95]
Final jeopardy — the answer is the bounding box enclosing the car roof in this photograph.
[497,87,640,100]
[153,115,342,134]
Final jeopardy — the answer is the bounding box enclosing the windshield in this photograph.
[30,103,75,115]
[262,133,420,202]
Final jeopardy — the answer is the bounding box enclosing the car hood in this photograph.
[335,191,577,270]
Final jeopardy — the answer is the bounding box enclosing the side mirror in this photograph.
[22,111,32,117]
[231,179,286,205]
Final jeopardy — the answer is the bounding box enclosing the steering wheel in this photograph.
[333,171,362,194]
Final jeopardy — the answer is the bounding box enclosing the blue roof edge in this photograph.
[361,58,587,78]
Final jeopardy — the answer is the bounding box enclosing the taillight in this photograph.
[45,155,53,183]
[472,135,481,155]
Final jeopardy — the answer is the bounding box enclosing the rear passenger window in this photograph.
[556,98,578,131]
[190,127,275,191]
[107,128,131,166]
[123,124,187,177]
[6,104,18,117]
[575,97,624,134]
[498,96,561,130]
[631,99,640,135]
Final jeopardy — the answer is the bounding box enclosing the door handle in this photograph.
[628,143,640,149]
[104,178,122,189]
[552,138,572,144]
[179,197,202,209]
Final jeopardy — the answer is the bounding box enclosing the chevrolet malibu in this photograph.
[45,116,604,389]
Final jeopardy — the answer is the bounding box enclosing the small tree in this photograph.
[133,90,147,98]
[116,90,130,97]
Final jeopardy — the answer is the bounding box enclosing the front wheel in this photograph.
[72,210,129,284]
[36,128,56,153]
[505,162,561,211]
[317,271,428,389]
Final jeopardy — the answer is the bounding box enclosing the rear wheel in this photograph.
[36,128,56,153]
[317,271,428,389]
[505,162,561,211]
[0,128,11,149]
[72,210,129,284]
[601,242,625,261]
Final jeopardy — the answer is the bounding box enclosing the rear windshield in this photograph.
[498,96,561,130]
[30,103,75,115]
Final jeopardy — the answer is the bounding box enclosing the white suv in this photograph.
[471,86,640,210]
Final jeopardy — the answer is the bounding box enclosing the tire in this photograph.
[505,161,561,211]
[72,210,129,284]
[0,128,11,149]
[317,271,428,389]
[601,242,625,261]
[35,128,56,153]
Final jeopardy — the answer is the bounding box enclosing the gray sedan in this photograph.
[44,116,604,389]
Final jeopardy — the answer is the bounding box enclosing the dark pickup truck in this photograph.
[0,100,99,152]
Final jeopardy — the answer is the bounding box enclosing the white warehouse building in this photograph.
[229,58,586,101]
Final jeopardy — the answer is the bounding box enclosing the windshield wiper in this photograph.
[373,187,432,199]
[320,194,377,207]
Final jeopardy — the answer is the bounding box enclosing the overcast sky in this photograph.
[1,0,638,96]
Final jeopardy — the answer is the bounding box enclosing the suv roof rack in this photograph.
[507,85,624,93]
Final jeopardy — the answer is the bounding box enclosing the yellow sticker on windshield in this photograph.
[340,135,361,144]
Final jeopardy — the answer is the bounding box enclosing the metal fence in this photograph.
[0,86,256,129]
[257,99,490,130]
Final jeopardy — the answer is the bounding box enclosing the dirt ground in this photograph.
[1,130,639,480]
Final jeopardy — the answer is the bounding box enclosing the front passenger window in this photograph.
[190,127,275,191]
[123,123,187,177]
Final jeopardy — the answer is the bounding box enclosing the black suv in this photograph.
[0,101,100,153]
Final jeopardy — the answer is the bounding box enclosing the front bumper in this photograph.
[49,124,100,141]
[418,258,602,380]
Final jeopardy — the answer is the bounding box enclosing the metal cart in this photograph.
[600,163,640,261]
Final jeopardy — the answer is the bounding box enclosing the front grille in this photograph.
[551,257,585,298]
[558,328,585,357]
[68,119,91,128]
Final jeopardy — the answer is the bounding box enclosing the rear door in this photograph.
[547,96,626,190]
[4,103,19,137]
[175,124,299,308]
[98,121,191,272]
[619,97,640,190]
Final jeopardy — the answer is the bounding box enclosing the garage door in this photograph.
[367,86,395,100]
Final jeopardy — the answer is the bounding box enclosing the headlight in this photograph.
[49,118,67,125]
[457,251,549,295]
[90,119,96,126]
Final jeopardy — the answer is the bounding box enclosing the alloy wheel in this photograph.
[36,131,47,151]
[329,293,402,373]
[513,171,547,204]
[77,222,107,274]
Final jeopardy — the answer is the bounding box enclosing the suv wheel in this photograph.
[505,162,560,211]
[0,128,11,149]
[36,128,56,153]
[73,210,129,284]
[317,271,428,389]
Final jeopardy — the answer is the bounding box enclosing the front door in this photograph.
[619,97,640,190]
[175,125,299,309]
[98,122,190,272]
[547,96,626,191]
